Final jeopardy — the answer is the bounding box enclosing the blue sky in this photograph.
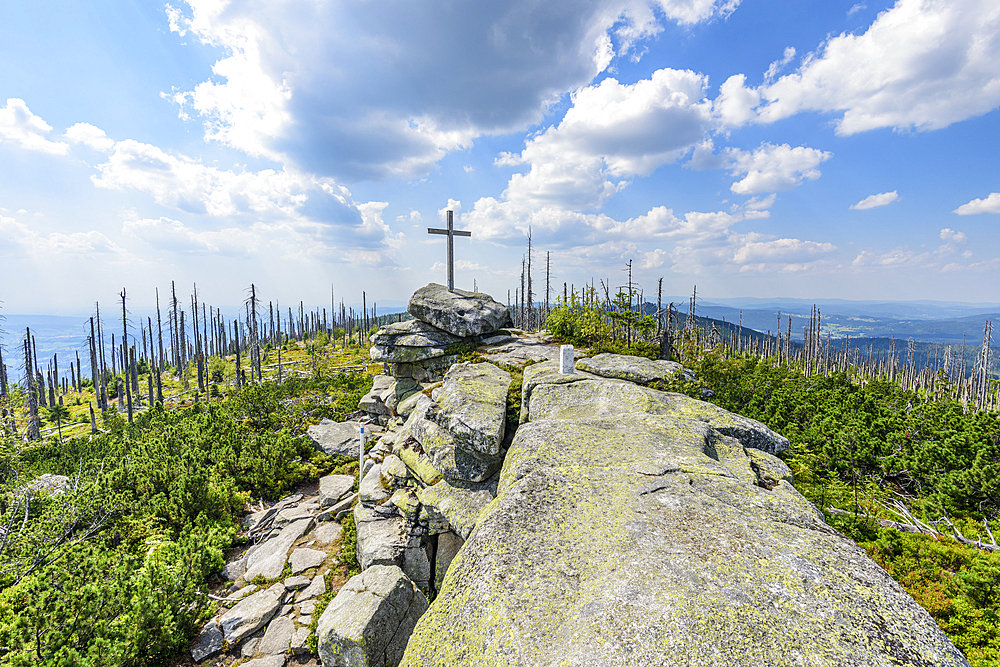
[2,0,999,315]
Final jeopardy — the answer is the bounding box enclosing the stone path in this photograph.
[187,476,354,667]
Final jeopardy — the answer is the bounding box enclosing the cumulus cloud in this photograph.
[0,98,69,155]
[166,0,738,181]
[496,68,712,210]
[65,123,115,152]
[939,227,967,243]
[717,0,1000,135]
[850,190,899,210]
[725,143,831,195]
[954,192,1000,214]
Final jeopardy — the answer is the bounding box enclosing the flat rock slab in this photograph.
[408,283,509,338]
[319,474,356,507]
[314,521,343,544]
[520,360,599,423]
[243,518,313,581]
[220,583,285,644]
[258,615,295,654]
[400,404,967,667]
[576,352,683,386]
[482,337,585,369]
[309,419,365,458]
[289,547,328,574]
[283,575,311,590]
[242,656,286,667]
[416,474,499,540]
[371,319,463,348]
[371,344,449,364]
[528,378,789,455]
[190,618,224,662]
[317,565,428,667]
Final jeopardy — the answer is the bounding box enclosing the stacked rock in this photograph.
[358,283,511,420]
[349,284,513,597]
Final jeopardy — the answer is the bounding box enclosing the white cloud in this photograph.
[850,190,899,210]
[0,99,69,155]
[939,227,967,243]
[763,47,796,83]
[725,143,831,195]
[848,3,867,16]
[65,123,115,152]
[713,74,761,128]
[752,0,1000,135]
[167,0,738,181]
[497,68,712,210]
[954,192,1000,214]
[0,214,134,260]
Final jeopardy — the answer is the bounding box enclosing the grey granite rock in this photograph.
[243,518,313,581]
[289,547,327,574]
[258,615,294,654]
[190,618,224,662]
[400,391,964,667]
[416,473,499,540]
[407,283,509,337]
[317,565,428,667]
[297,575,326,602]
[308,419,366,457]
[575,352,684,386]
[319,473,355,507]
[354,504,407,571]
[219,583,285,644]
[283,574,311,590]
[370,319,463,348]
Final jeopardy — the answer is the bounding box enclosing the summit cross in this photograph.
[427,209,471,291]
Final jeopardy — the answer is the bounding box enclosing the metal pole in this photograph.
[447,210,455,291]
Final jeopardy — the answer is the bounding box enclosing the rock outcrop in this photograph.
[358,283,510,420]
[399,368,968,667]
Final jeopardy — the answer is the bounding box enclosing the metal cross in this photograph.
[427,209,471,291]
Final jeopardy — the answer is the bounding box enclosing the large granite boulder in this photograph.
[317,565,428,667]
[407,284,509,338]
[400,378,968,667]
[575,352,683,386]
[431,362,510,457]
[394,392,504,484]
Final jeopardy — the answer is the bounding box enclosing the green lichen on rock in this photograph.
[416,473,499,540]
[575,352,684,386]
[400,405,968,667]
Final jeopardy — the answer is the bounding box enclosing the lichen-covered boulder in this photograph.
[400,402,968,666]
[575,352,683,386]
[219,583,286,645]
[394,391,504,484]
[370,344,449,364]
[519,360,598,423]
[407,283,509,338]
[431,362,510,456]
[317,565,428,667]
[528,377,789,455]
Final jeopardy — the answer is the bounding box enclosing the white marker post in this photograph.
[559,345,575,375]
[359,424,366,487]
